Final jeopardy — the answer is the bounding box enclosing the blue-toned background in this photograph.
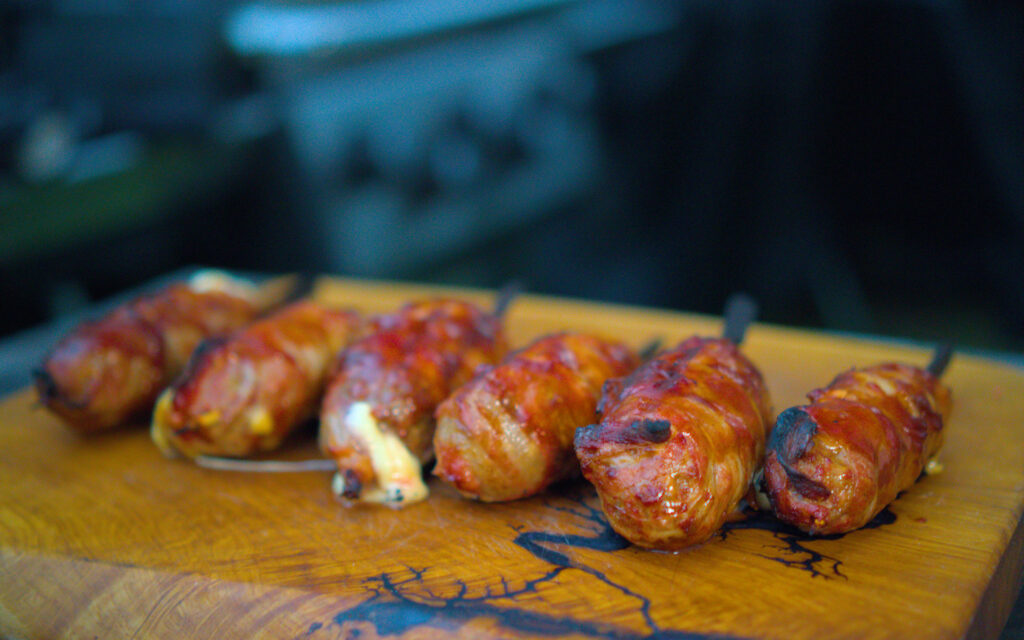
[1,0,1021,353]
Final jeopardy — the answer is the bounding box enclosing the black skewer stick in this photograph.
[722,293,759,346]
[493,280,524,318]
[926,343,954,378]
[194,456,337,472]
[638,338,662,362]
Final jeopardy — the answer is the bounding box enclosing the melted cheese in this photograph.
[150,390,179,458]
[333,402,428,507]
[197,409,222,427]
[863,372,898,397]
[247,406,274,435]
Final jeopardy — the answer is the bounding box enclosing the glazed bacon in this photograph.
[34,271,284,433]
[762,355,952,535]
[433,332,639,502]
[320,298,508,508]
[574,336,772,550]
[151,300,362,459]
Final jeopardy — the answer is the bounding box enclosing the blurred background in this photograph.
[1,0,1022,356]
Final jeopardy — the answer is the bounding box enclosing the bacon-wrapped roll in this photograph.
[574,336,772,550]
[433,332,639,502]
[34,271,290,433]
[762,355,952,535]
[321,298,508,508]
[151,300,362,459]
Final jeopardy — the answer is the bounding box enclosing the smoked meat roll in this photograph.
[151,300,362,459]
[763,360,952,535]
[575,336,772,550]
[434,332,639,502]
[320,298,508,507]
[35,271,287,433]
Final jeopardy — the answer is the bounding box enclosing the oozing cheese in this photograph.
[333,402,428,507]
[150,390,179,458]
[246,406,274,435]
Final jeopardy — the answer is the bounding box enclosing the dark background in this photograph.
[1,0,1022,355]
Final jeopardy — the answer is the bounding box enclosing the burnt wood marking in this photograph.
[720,507,897,580]
[325,486,897,637]
[329,486,735,638]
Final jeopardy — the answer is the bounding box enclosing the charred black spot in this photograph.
[634,419,671,443]
[769,407,817,462]
[32,368,59,403]
[785,471,831,500]
[341,469,363,500]
[579,419,679,447]
[767,408,830,499]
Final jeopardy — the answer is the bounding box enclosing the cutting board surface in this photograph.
[2,276,1024,639]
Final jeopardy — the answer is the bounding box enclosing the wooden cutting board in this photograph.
[2,276,1023,639]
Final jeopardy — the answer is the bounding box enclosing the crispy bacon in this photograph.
[763,361,952,535]
[34,272,281,433]
[574,336,773,550]
[320,299,508,508]
[151,300,362,459]
[433,332,639,502]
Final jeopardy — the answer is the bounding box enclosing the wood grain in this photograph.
[1,275,1023,639]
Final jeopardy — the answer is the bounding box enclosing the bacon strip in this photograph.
[320,299,508,508]
[763,361,952,535]
[434,332,639,502]
[150,300,362,459]
[574,337,773,550]
[35,272,279,433]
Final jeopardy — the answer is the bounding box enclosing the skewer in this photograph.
[927,343,954,377]
[722,293,758,346]
[760,339,954,535]
[493,280,523,318]
[638,338,662,362]
[574,294,773,549]
[194,456,337,472]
